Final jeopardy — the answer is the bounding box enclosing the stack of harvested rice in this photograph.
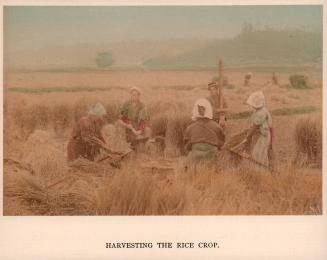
[289,74,310,89]
[294,115,322,167]
[4,167,99,215]
[102,123,131,152]
[20,130,67,180]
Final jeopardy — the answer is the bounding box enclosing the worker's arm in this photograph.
[135,106,149,134]
[246,124,260,140]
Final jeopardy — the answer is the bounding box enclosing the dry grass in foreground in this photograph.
[3,160,322,216]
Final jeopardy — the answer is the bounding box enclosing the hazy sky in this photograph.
[4,5,322,51]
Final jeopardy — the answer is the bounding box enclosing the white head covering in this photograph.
[191,98,213,121]
[246,91,265,109]
[88,102,107,116]
[130,86,141,95]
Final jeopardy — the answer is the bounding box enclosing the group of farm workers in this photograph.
[67,81,274,171]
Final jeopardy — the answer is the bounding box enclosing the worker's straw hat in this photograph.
[88,102,107,116]
[246,91,265,109]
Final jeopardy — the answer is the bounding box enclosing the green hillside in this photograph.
[143,29,322,70]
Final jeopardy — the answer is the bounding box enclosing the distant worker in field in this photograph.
[206,81,228,128]
[244,91,274,169]
[272,72,278,85]
[244,72,253,86]
[67,102,107,163]
[118,86,150,149]
[184,98,225,164]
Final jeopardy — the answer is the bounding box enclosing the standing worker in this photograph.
[206,81,228,128]
[206,60,228,129]
[244,91,274,169]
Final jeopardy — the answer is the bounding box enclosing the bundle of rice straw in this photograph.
[165,112,192,157]
[21,130,67,179]
[101,123,131,152]
[289,74,310,89]
[294,115,322,167]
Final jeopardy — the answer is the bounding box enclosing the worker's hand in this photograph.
[127,124,134,130]
[135,130,142,136]
[131,128,139,135]
[219,120,226,129]
[245,135,252,145]
[118,119,126,126]
[118,120,133,129]
[241,152,250,159]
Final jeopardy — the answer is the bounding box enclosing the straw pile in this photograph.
[294,115,322,167]
[101,123,131,152]
[21,130,68,180]
[3,157,105,216]
[289,74,310,89]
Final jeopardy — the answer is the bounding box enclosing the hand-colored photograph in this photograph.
[3,5,323,215]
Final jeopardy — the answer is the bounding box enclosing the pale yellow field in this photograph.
[3,69,323,215]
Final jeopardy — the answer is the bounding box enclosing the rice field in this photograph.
[3,69,323,215]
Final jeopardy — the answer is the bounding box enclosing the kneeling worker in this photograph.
[184,98,225,164]
[67,102,108,163]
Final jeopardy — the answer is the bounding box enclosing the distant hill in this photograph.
[143,29,322,70]
[4,29,322,71]
[4,38,212,71]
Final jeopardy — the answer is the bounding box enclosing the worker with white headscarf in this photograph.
[184,98,225,163]
[245,91,274,168]
[67,102,108,162]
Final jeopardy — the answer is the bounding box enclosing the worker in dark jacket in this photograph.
[184,98,225,163]
[67,102,107,162]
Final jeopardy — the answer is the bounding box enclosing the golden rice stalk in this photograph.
[165,112,192,157]
[150,113,168,137]
[294,115,322,167]
[52,103,73,133]
[105,102,120,124]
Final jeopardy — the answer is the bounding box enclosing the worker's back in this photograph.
[184,118,225,149]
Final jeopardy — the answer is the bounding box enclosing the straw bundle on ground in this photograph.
[3,162,103,215]
[21,130,68,180]
[294,115,322,167]
[3,156,322,215]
